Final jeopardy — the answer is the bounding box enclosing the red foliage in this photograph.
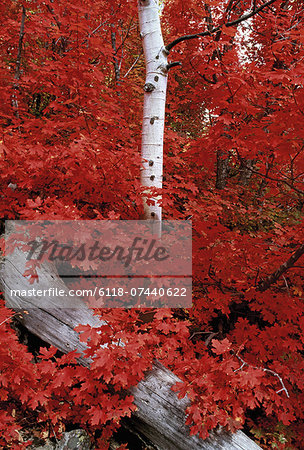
[1,0,304,448]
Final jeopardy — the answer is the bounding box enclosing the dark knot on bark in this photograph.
[144,82,156,92]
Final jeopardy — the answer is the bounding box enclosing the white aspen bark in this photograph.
[138,0,168,223]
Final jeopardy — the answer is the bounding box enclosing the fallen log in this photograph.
[0,247,261,450]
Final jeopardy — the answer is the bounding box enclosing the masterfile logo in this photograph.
[26,236,170,267]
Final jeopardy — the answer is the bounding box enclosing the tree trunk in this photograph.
[239,159,255,186]
[215,151,229,189]
[138,0,168,223]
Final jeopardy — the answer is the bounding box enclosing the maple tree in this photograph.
[0,0,304,449]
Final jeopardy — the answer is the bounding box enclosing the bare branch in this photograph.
[87,20,107,39]
[165,0,278,52]
[111,28,120,82]
[123,50,143,78]
[166,61,182,71]
[46,3,61,30]
[258,243,304,292]
[204,4,214,32]
[115,18,134,55]
[233,352,290,397]
[235,151,304,195]
[0,312,24,327]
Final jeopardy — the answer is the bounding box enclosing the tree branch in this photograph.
[111,28,120,82]
[166,61,182,70]
[46,3,61,30]
[165,0,278,52]
[258,243,304,292]
[233,352,290,398]
[115,18,134,55]
[235,151,304,195]
[123,50,143,78]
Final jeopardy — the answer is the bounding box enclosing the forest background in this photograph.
[0,0,304,448]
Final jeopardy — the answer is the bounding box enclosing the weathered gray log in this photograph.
[0,248,261,450]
